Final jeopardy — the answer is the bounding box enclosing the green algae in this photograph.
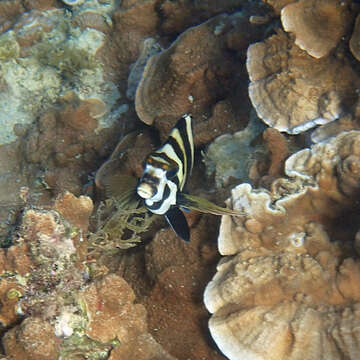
[89,197,156,253]
[6,288,22,300]
[35,37,99,78]
[60,333,112,360]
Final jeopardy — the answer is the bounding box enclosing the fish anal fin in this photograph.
[164,207,190,242]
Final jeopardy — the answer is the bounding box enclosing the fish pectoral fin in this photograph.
[164,207,190,242]
[177,193,244,216]
[101,173,139,208]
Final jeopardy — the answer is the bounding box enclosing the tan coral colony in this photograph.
[205,131,360,360]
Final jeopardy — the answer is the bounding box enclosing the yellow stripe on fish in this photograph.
[136,114,242,242]
[137,114,194,217]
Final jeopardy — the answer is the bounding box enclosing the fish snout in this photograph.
[137,182,156,199]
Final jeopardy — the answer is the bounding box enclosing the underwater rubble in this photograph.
[0,0,360,360]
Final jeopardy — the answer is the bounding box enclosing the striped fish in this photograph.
[137,114,194,241]
[137,114,243,242]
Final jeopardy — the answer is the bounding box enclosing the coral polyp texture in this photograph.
[246,30,360,134]
[204,131,360,360]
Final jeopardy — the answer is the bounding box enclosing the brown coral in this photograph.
[140,215,225,360]
[54,190,93,231]
[80,274,176,359]
[72,10,112,34]
[204,130,360,360]
[262,128,289,177]
[106,0,159,86]
[281,0,352,58]
[135,14,237,127]
[0,0,25,34]
[159,0,268,36]
[350,14,360,62]
[80,274,147,343]
[3,317,60,360]
[23,96,123,197]
[109,333,177,360]
[0,193,177,359]
[135,13,261,145]
[247,31,360,134]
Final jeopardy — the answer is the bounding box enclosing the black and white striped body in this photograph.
[137,114,194,215]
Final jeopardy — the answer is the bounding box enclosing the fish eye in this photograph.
[166,168,177,179]
[141,173,160,185]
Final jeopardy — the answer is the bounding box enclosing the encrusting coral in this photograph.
[0,7,120,144]
[135,14,239,127]
[135,11,265,145]
[140,214,226,360]
[158,0,268,36]
[79,273,176,360]
[3,317,61,360]
[0,192,91,359]
[204,130,360,360]
[3,0,360,359]
[0,2,130,248]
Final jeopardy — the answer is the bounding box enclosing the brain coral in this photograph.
[204,130,360,360]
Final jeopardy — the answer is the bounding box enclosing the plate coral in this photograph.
[205,131,360,359]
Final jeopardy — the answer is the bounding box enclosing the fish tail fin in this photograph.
[177,193,244,216]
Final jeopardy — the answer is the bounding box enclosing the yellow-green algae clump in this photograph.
[89,197,156,254]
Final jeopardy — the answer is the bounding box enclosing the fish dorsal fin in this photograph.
[152,114,194,191]
[177,193,244,216]
[164,207,190,242]
[96,131,140,191]
[95,131,141,207]
[109,131,139,160]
